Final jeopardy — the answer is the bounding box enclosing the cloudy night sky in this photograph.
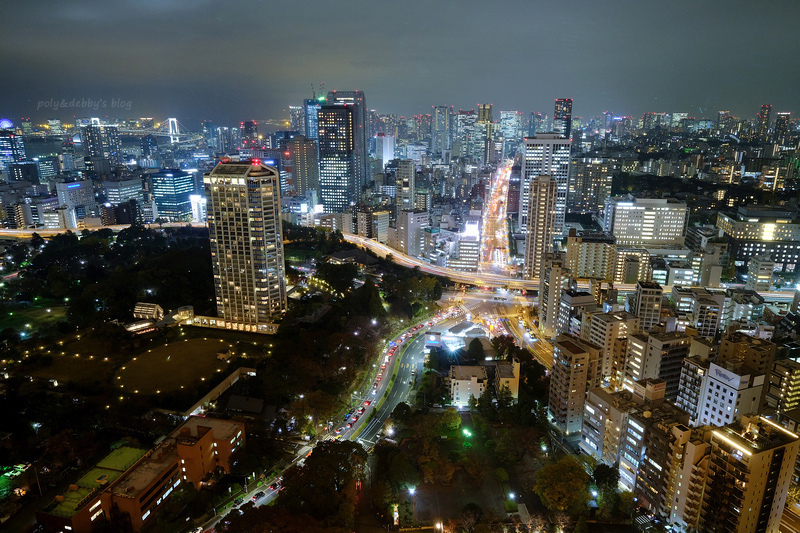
[3,0,799,127]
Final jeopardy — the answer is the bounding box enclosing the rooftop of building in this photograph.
[553,335,601,354]
[449,365,487,380]
[40,446,148,518]
[716,416,799,453]
[590,311,639,324]
[496,360,518,379]
[637,281,662,290]
[206,160,278,178]
[719,206,799,223]
[168,415,243,444]
[723,331,775,348]
[110,442,179,499]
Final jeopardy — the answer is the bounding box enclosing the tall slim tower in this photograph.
[432,106,451,156]
[303,98,323,140]
[396,159,415,211]
[288,135,319,196]
[327,90,368,198]
[523,175,557,280]
[520,134,572,234]
[204,161,286,331]
[774,112,791,145]
[756,104,772,141]
[553,98,573,138]
[317,105,355,213]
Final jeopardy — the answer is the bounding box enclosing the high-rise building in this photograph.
[289,105,305,135]
[716,206,800,272]
[774,112,791,145]
[104,178,143,206]
[204,161,286,331]
[374,133,395,170]
[538,253,570,337]
[432,105,451,156]
[602,196,689,246]
[564,229,616,279]
[288,135,318,196]
[756,104,772,141]
[519,134,571,233]
[676,357,764,427]
[767,357,800,414]
[549,334,602,435]
[745,254,774,292]
[556,289,596,336]
[140,134,158,157]
[303,98,323,140]
[0,130,27,172]
[327,90,368,197]
[568,158,614,213]
[357,208,390,243]
[632,281,663,332]
[553,98,573,138]
[241,120,258,146]
[499,110,522,157]
[581,311,640,381]
[523,175,557,281]
[396,210,429,257]
[396,159,415,211]
[9,161,39,184]
[151,169,194,221]
[622,331,689,400]
[82,124,121,165]
[698,417,798,533]
[318,105,355,213]
[478,103,493,124]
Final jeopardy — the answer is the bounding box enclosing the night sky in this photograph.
[3,0,799,128]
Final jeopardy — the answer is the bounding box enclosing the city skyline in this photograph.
[3,0,799,125]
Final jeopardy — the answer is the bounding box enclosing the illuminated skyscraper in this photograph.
[478,103,493,124]
[0,130,27,172]
[523,175,557,281]
[289,106,305,135]
[519,134,571,233]
[553,98,573,138]
[318,105,355,213]
[396,159,415,211]
[432,105,451,156]
[327,90,368,197]
[775,112,791,144]
[151,169,194,220]
[288,135,319,196]
[241,120,258,147]
[204,161,286,331]
[82,124,121,165]
[304,98,323,140]
[756,104,772,141]
[568,158,613,213]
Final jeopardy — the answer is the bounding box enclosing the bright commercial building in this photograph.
[519,134,571,234]
[204,161,286,332]
[602,196,688,246]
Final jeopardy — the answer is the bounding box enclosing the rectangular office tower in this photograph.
[327,90,368,200]
[318,105,355,213]
[204,161,286,331]
[523,175,557,281]
[519,134,571,234]
[553,98,573,138]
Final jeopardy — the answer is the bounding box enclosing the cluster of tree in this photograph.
[313,260,359,295]
[221,440,366,532]
[4,227,214,330]
[379,264,444,318]
[282,223,349,257]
